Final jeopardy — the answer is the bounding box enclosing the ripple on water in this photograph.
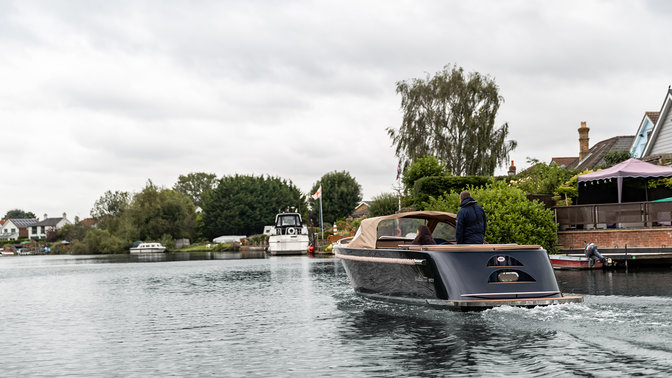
[3,256,672,376]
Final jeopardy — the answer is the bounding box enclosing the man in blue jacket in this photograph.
[456,191,487,244]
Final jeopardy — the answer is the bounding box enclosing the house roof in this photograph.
[643,88,672,157]
[573,135,635,171]
[35,218,65,227]
[352,201,371,218]
[6,218,38,227]
[646,111,660,125]
[79,218,97,227]
[551,157,578,167]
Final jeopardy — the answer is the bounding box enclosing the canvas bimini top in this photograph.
[348,211,457,250]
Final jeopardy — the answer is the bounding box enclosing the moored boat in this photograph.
[129,242,166,254]
[267,211,309,255]
[1,250,15,256]
[549,255,604,270]
[334,211,583,310]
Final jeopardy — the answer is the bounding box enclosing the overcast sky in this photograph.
[1,0,671,220]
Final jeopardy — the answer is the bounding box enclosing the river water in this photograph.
[2,254,672,377]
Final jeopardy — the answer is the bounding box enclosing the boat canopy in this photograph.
[348,211,457,250]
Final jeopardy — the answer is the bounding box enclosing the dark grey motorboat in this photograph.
[334,211,582,310]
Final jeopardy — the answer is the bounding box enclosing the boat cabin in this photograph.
[349,211,457,249]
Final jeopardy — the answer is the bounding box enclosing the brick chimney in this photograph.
[578,121,590,160]
[507,160,516,176]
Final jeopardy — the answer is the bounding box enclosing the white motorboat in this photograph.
[129,242,167,254]
[267,211,309,255]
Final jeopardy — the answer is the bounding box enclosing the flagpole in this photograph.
[319,195,323,240]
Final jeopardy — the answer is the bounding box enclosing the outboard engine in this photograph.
[584,242,612,267]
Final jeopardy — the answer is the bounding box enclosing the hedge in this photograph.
[412,176,493,209]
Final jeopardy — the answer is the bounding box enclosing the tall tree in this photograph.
[126,181,196,241]
[91,190,130,219]
[200,175,305,238]
[309,171,362,224]
[387,64,517,176]
[4,209,36,219]
[173,172,218,207]
[90,190,132,235]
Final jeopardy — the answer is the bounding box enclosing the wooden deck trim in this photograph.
[405,244,542,252]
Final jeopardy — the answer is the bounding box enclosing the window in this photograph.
[432,222,456,242]
[377,218,426,238]
[277,215,300,227]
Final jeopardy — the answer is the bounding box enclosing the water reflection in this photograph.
[3,256,672,376]
[555,268,672,296]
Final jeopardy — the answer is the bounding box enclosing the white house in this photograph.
[642,87,672,163]
[630,112,659,158]
[0,218,38,240]
[28,213,72,239]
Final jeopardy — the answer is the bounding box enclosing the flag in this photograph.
[311,185,322,200]
[396,163,401,180]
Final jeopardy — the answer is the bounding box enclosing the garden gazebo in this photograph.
[578,158,672,203]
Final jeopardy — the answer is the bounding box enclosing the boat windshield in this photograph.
[277,215,301,227]
[377,218,456,242]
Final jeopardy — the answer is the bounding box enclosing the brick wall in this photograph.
[558,228,672,250]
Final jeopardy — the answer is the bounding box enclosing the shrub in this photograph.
[70,240,89,255]
[413,176,492,209]
[510,159,576,195]
[402,156,448,192]
[424,181,559,252]
[83,229,126,254]
[368,193,400,217]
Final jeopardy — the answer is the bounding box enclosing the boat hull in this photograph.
[268,234,309,255]
[336,245,582,310]
[550,255,603,270]
[129,247,166,254]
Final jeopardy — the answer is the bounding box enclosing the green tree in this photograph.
[309,171,362,224]
[90,190,131,234]
[401,156,448,192]
[554,169,595,206]
[424,182,558,252]
[201,175,305,238]
[79,229,125,254]
[126,181,196,241]
[598,150,631,169]
[387,64,517,176]
[368,193,400,217]
[173,172,218,207]
[91,190,130,219]
[510,158,576,195]
[4,209,36,219]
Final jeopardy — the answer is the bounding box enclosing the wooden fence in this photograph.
[554,201,672,230]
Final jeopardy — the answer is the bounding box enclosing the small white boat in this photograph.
[1,250,15,256]
[267,211,309,255]
[130,242,167,254]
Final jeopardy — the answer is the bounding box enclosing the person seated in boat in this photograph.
[412,225,436,245]
[456,191,487,244]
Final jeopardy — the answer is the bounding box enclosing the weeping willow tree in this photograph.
[387,64,517,176]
